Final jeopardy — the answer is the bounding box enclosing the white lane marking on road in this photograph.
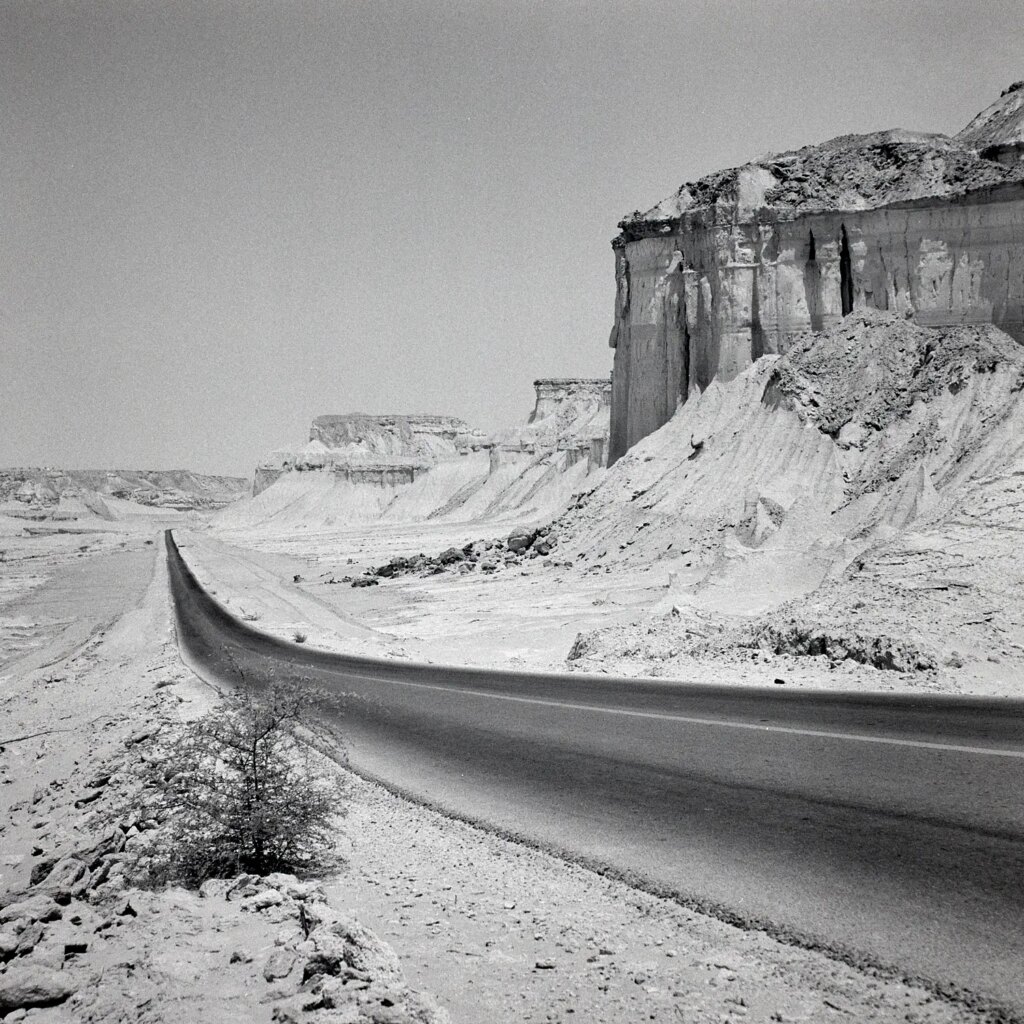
[341,672,1024,760]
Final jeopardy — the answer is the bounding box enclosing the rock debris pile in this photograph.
[340,524,565,585]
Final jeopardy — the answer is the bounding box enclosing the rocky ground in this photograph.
[0,529,445,1022]
[0,519,1001,1022]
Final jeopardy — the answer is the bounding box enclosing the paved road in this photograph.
[166,531,1024,1017]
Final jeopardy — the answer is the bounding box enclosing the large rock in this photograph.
[33,856,90,901]
[302,916,403,986]
[0,895,62,926]
[0,964,75,1013]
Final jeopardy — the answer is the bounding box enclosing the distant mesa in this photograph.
[228,378,612,530]
[609,80,1024,462]
[253,413,481,496]
[0,468,249,522]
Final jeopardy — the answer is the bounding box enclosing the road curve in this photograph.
[166,530,1024,1017]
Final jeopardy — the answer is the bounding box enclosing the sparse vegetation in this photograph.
[293,630,308,644]
[240,609,261,622]
[131,687,343,885]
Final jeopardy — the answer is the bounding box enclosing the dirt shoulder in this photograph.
[336,770,977,1024]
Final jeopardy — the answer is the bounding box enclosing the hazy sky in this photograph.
[2,0,1022,476]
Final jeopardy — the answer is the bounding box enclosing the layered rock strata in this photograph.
[609,83,1024,462]
[0,468,248,514]
[253,414,481,495]
[237,379,612,528]
[493,378,612,469]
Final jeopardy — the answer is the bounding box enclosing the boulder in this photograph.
[506,531,537,554]
[0,964,75,1013]
[263,949,296,982]
[302,917,404,986]
[33,856,89,900]
[13,922,44,957]
[0,895,61,926]
[29,857,59,887]
[242,889,286,913]
[74,828,126,868]
[199,878,233,900]
[0,930,19,960]
[225,875,259,901]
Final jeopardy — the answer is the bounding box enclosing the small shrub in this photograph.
[132,687,343,885]
[241,610,261,622]
[293,631,308,644]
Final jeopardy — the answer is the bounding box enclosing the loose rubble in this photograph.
[0,710,447,1023]
[0,543,447,1023]
[354,524,565,584]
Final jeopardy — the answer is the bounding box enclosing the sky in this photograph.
[2,0,1022,477]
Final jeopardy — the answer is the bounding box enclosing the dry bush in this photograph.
[134,687,343,886]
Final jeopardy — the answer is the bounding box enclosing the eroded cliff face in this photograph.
[609,87,1024,462]
[309,414,472,459]
[236,380,613,529]
[501,378,611,469]
[253,415,481,496]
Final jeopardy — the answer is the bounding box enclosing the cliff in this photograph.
[309,414,473,459]
[608,83,1024,463]
[225,380,612,532]
[493,378,611,466]
[253,414,479,496]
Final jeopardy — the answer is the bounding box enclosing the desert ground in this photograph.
[0,496,1009,1023]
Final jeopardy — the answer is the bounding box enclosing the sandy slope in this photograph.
[552,312,1024,694]
[0,530,447,1022]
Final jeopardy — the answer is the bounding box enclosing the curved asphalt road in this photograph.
[166,531,1024,1017]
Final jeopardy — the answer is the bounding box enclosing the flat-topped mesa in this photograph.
[529,378,612,424]
[608,82,1024,463]
[309,413,472,455]
[254,413,482,495]
[243,376,616,523]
